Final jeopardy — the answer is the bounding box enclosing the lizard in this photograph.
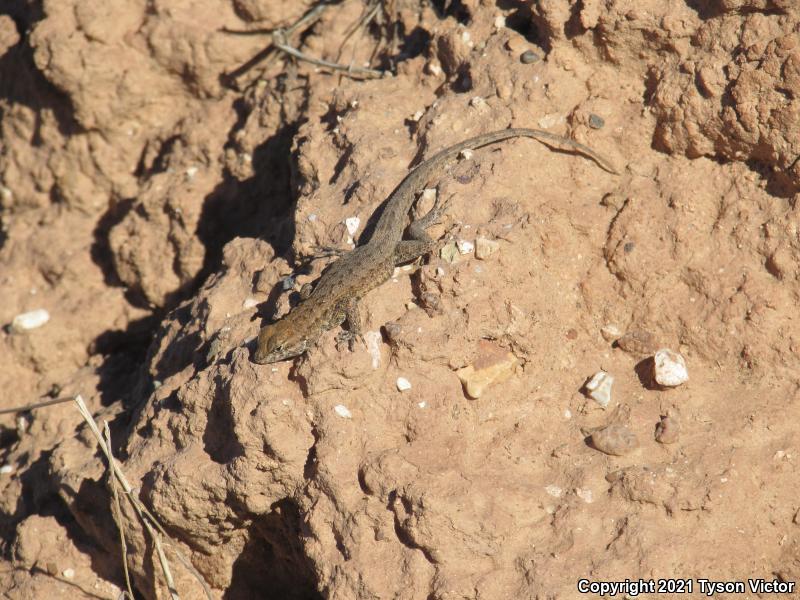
[253,127,617,364]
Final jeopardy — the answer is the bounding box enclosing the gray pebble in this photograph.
[520,50,541,64]
[588,114,605,129]
[591,424,639,456]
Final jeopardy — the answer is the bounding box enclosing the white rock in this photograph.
[11,309,50,331]
[469,96,487,109]
[334,405,352,419]
[600,324,622,342]
[459,148,474,160]
[185,166,199,179]
[545,484,562,498]
[653,348,688,387]
[493,15,506,28]
[456,239,474,255]
[585,371,614,408]
[242,297,259,309]
[410,110,424,122]
[418,401,426,408]
[475,237,499,259]
[0,465,13,474]
[576,488,594,503]
[345,216,360,236]
[62,568,75,579]
[396,377,412,391]
[364,331,382,369]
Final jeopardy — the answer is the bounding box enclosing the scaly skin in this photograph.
[254,127,617,363]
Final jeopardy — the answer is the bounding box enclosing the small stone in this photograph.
[653,348,688,387]
[600,324,622,342]
[439,240,460,264]
[334,405,352,419]
[591,424,638,456]
[520,50,541,64]
[396,377,412,391]
[0,465,13,474]
[11,309,50,332]
[242,297,259,309]
[469,96,487,109]
[588,114,605,129]
[575,488,594,503]
[493,15,506,28]
[62,568,75,579]
[545,484,562,498]
[364,331,383,369]
[185,166,199,180]
[345,216,360,236]
[456,341,518,399]
[410,110,424,122]
[537,113,564,129]
[456,239,474,254]
[616,329,657,355]
[585,371,614,408]
[458,148,474,160]
[475,237,500,260]
[655,413,681,444]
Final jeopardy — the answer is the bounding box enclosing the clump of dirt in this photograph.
[2,1,799,599]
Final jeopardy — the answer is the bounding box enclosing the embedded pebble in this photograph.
[600,324,622,342]
[469,96,487,109]
[334,405,352,419]
[11,309,50,332]
[493,15,506,28]
[458,148,474,160]
[585,371,614,408]
[62,568,75,579]
[537,113,564,128]
[396,377,412,392]
[591,424,638,456]
[345,216,360,236]
[456,341,518,399]
[655,413,681,444]
[185,166,199,180]
[576,488,594,503]
[439,240,460,264]
[653,348,688,387]
[364,331,383,369]
[475,237,500,259]
[588,114,605,129]
[545,484,563,498]
[456,239,474,255]
[616,329,657,355]
[410,110,424,122]
[0,465,13,474]
[421,188,437,204]
[242,297,259,309]
[520,50,541,64]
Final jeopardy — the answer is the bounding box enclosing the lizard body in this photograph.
[254,127,616,363]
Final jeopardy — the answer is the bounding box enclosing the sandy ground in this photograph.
[1,1,800,598]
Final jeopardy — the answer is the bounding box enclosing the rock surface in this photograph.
[2,1,800,598]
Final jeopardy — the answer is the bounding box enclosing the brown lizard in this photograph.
[253,127,617,363]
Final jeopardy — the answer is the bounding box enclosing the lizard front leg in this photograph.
[335,296,365,350]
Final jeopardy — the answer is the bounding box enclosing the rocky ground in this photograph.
[1,1,800,598]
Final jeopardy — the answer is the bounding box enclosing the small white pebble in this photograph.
[345,216,360,236]
[421,188,437,203]
[0,465,14,474]
[545,484,562,498]
[185,166,199,179]
[427,63,442,76]
[469,96,487,108]
[461,30,471,44]
[653,348,689,387]
[16,416,28,434]
[350,100,359,109]
[308,213,317,222]
[242,297,259,309]
[436,266,445,277]
[456,239,474,254]
[396,377,412,392]
[62,568,75,579]
[418,401,426,408]
[774,450,786,460]
[537,113,564,129]
[576,488,594,503]
[410,110,424,122]
[459,148,474,160]
[564,409,572,419]
[493,15,506,28]
[585,371,614,408]
[0,186,12,202]
[334,405,352,419]
[364,331,382,369]
[600,324,622,342]
[474,237,499,259]
[11,309,50,331]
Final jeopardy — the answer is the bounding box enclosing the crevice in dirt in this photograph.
[227,500,321,600]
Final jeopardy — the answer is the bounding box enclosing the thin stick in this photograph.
[0,395,73,414]
[105,423,134,600]
[73,396,213,600]
[272,38,387,78]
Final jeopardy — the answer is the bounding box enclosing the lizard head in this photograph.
[253,318,312,364]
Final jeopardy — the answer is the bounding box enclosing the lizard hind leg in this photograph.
[407,191,454,242]
[336,296,366,351]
